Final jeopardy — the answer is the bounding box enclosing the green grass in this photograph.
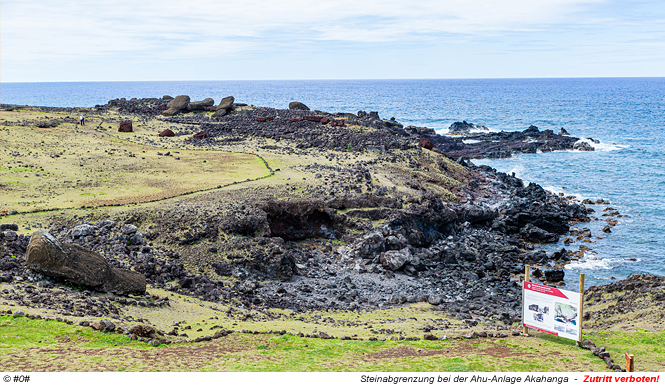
[0,315,631,372]
[0,316,140,349]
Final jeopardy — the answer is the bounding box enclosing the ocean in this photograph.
[2,78,664,288]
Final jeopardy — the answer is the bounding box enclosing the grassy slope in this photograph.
[1,283,663,371]
[0,315,617,372]
[0,110,268,212]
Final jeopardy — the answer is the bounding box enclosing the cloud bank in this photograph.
[1,0,663,81]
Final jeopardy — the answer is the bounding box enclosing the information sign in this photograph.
[522,281,582,341]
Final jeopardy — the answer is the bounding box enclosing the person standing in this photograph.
[80,114,85,125]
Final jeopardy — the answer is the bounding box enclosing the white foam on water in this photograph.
[543,186,595,201]
[462,139,482,144]
[507,164,526,179]
[565,256,638,270]
[574,138,629,152]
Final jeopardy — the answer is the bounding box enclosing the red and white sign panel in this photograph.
[522,281,581,341]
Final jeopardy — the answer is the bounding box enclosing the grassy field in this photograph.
[2,283,663,372]
[0,110,268,213]
[0,314,634,372]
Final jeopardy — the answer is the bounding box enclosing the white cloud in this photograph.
[2,0,606,62]
[4,0,665,80]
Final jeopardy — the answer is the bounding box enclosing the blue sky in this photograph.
[1,0,664,82]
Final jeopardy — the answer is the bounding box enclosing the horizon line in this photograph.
[3,76,665,84]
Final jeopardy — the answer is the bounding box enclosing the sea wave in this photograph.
[565,256,640,271]
[574,138,629,152]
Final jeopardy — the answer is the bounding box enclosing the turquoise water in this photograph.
[2,78,664,287]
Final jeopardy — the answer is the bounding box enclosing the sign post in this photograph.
[577,273,585,347]
[522,265,531,336]
[522,268,584,343]
[625,352,635,372]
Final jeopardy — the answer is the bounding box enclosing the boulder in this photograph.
[581,338,595,349]
[188,98,215,110]
[162,95,190,116]
[448,121,489,135]
[72,224,95,238]
[573,141,595,151]
[193,131,208,140]
[320,117,330,124]
[100,319,116,332]
[162,95,173,100]
[379,248,411,271]
[25,231,146,295]
[418,138,434,150]
[129,324,156,338]
[520,223,559,243]
[213,96,235,117]
[118,121,133,132]
[544,270,565,282]
[289,101,310,110]
[559,127,569,135]
[159,129,175,137]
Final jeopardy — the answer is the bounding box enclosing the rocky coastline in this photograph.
[0,96,633,342]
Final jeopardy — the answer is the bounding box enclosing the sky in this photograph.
[1,0,664,82]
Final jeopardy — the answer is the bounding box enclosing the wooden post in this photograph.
[625,352,635,372]
[577,273,585,347]
[523,265,531,336]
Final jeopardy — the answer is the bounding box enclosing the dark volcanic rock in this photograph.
[448,121,489,135]
[118,121,133,132]
[379,248,411,271]
[289,102,309,110]
[129,324,156,338]
[573,141,594,151]
[438,125,580,159]
[520,223,559,243]
[25,231,146,295]
[544,270,565,282]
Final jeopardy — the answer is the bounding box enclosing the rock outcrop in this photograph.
[25,231,145,295]
[573,141,595,151]
[448,121,489,135]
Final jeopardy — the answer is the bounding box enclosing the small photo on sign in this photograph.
[554,303,578,326]
[528,304,548,323]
